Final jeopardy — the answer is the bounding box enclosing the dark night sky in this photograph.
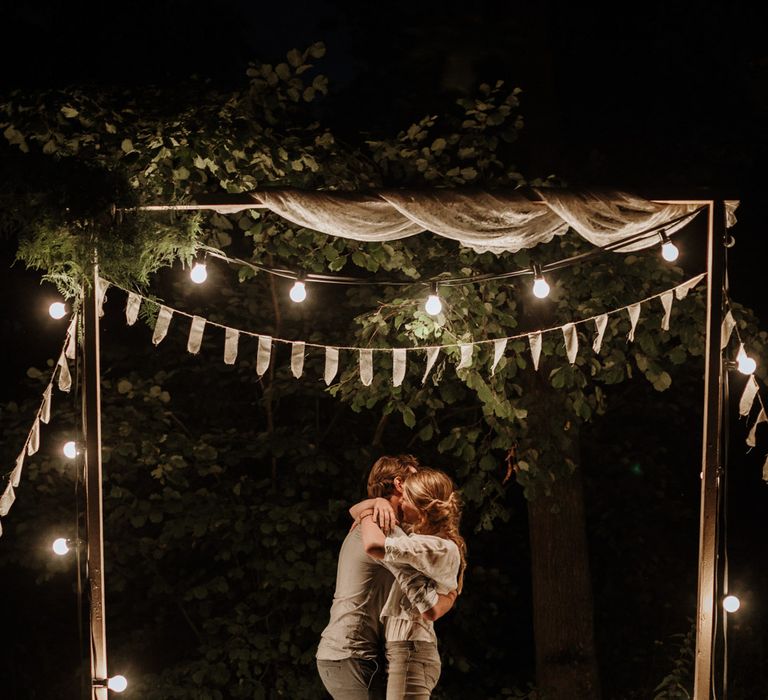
[1,1,767,692]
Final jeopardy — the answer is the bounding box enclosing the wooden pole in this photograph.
[83,254,108,700]
[693,200,726,699]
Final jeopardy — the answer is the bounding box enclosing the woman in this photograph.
[350,468,467,699]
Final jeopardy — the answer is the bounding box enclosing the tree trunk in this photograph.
[527,463,601,699]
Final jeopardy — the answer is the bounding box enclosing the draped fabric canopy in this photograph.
[203,188,738,254]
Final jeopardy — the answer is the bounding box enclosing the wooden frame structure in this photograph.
[82,193,730,699]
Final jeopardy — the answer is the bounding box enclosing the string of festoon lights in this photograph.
[0,305,129,694]
[185,216,685,312]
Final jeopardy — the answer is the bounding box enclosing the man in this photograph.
[316,455,456,699]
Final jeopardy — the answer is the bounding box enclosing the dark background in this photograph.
[1,1,766,696]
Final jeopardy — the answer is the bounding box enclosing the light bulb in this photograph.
[289,280,307,303]
[532,277,550,299]
[49,302,67,319]
[723,595,741,613]
[661,241,679,262]
[107,675,128,692]
[736,345,757,375]
[52,538,70,556]
[190,262,208,284]
[63,441,77,459]
[425,294,442,316]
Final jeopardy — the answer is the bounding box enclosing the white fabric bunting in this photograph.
[720,311,736,350]
[40,385,52,424]
[0,483,15,517]
[359,349,373,386]
[528,332,542,371]
[11,452,24,488]
[739,376,759,417]
[491,338,507,375]
[593,315,608,354]
[27,418,40,456]
[187,316,206,354]
[224,328,239,365]
[675,273,705,300]
[324,347,339,385]
[291,342,306,378]
[96,277,109,317]
[422,347,440,384]
[763,454,768,483]
[457,344,473,370]
[152,306,173,345]
[126,292,141,326]
[626,303,641,342]
[660,291,674,331]
[65,316,77,359]
[256,335,272,376]
[747,408,768,448]
[392,348,407,387]
[57,353,72,392]
[562,323,578,364]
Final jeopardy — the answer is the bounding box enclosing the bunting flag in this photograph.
[291,342,306,378]
[126,292,141,326]
[224,328,239,365]
[660,291,674,331]
[626,303,641,342]
[11,453,23,488]
[359,349,373,386]
[529,332,542,371]
[0,484,15,517]
[739,376,759,417]
[152,306,173,345]
[747,408,767,448]
[457,344,473,370]
[422,347,440,384]
[256,335,272,376]
[40,385,52,424]
[324,347,339,385]
[562,323,578,364]
[491,338,507,375]
[763,454,768,483]
[393,348,407,387]
[675,273,705,299]
[593,314,608,354]
[65,316,77,359]
[57,353,71,392]
[720,311,736,350]
[27,418,40,456]
[96,277,109,318]
[187,316,206,354]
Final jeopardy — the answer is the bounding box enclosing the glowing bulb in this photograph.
[49,302,67,319]
[289,280,307,303]
[723,595,741,613]
[63,441,77,459]
[532,277,550,299]
[425,294,442,316]
[736,345,757,375]
[661,241,679,262]
[52,538,70,556]
[190,262,208,284]
[107,675,128,692]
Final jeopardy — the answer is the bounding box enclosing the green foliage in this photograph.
[653,626,694,699]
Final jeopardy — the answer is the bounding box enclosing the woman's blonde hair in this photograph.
[402,467,467,593]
